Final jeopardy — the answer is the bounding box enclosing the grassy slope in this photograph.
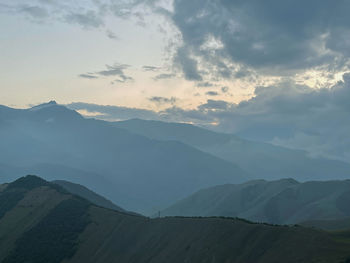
[68,207,350,263]
[0,184,7,192]
[0,186,68,262]
[1,176,350,263]
[301,218,350,231]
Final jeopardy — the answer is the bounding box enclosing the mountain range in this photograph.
[160,178,350,225]
[0,101,247,214]
[1,101,350,215]
[114,118,350,181]
[1,175,350,263]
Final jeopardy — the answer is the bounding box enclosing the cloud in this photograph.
[171,0,350,80]
[204,73,350,162]
[80,63,134,83]
[0,0,163,34]
[199,100,230,111]
[19,5,49,19]
[206,91,219,96]
[197,82,214,87]
[106,30,119,40]
[65,10,104,28]
[67,102,160,121]
[221,86,229,93]
[79,74,98,79]
[153,73,176,80]
[0,3,49,20]
[143,65,161,72]
[70,73,350,162]
[148,96,177,105]
[174,46,202,81]
[97,64,129,76]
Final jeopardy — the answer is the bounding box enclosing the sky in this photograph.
[1,0,350,162]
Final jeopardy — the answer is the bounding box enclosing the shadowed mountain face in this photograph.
[160,179,350,225]
[1,176,350,263]
[114,119,350,181]
[0,102,248,214]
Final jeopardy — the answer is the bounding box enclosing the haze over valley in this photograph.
[1,0,350,262]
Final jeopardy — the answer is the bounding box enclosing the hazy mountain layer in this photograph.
[0,102,248,214]
[1,176,350,263]
[52,180,126,212]
[114,119,350,181]
[160,179,350,225]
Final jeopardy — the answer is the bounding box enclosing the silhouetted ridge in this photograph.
[7,175,48,191]
[1,176,350,263]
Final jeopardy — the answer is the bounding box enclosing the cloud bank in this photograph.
[68,73,350,162]
[171,0,350,82]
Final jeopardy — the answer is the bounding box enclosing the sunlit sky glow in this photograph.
[2,0,349,111]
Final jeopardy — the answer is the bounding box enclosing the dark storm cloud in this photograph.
[174,46,202,81]
[171,0,350,79]
[190,74,350,162]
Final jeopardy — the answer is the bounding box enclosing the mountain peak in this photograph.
[8,175,49,191]
[29,100,58,111]
[47,100,57,105]
[27,100,83,122]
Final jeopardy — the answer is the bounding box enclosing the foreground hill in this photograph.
[114,119,350,181]
[0,176,350,263]
[0,102,248,214]
[301,218,350,231]
[160,179,350,225]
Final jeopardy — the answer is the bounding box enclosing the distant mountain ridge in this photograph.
[160,178,350,225]
[52,180,126,212]
[114,118,350,181]
[0,102,248,214]
[1,175,350,263]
